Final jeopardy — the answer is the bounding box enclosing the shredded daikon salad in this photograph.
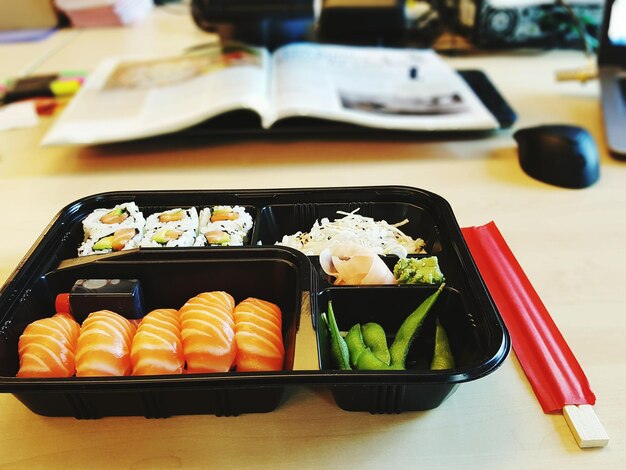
[276,209,426,257]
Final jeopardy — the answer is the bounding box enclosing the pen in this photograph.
[1,72,86,105]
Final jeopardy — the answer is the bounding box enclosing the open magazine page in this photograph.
[43,44,271,146]
[267,43,499,131]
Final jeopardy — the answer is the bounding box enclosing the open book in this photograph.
[42,42,500,146]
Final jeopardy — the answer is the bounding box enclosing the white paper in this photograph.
[0,101,39,132]
[43,46,270,146]
[268,44,499,131]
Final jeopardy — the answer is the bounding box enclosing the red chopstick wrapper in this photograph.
[462,221,596,413]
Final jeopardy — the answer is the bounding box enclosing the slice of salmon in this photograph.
[131,308,184,375]
[100,208,129,225]
[112,228,137,251]
[158,210,184,223]
[233,298,285,372]
[17,313,80,378]
[179,291,236,373]
[75,310,136,377]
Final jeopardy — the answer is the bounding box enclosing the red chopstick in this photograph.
[462,222,608,448]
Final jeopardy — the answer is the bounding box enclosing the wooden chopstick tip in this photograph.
[563,405,609,449]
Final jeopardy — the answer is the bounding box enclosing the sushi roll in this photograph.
[141,207,199,248]
[78,202,145,256]
[79,227,143,257]
[82,202,144,238]
[194,205,253,247]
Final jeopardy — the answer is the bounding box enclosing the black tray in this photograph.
[0,186,510,417]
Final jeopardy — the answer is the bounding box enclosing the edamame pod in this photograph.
[430,319,455,370]
[355,347,394,370]
[345,324,366,368]
[361,322,390,365]
[344,323,396,370]
[389,283,445,369]
[325,302,351,370]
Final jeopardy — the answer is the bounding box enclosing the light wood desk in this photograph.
[1,7,625,469]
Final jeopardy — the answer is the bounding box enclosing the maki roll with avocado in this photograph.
[78,202,145,256]
[82,202,144,237]
[194,205,253,247]
[141,207,199,248]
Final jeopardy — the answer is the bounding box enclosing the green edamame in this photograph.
[346,323,391,370]
[361,322,390,365]
[325,284,446,371]
[355,347,394,370]
[344,324,395,370]
[325,301,351,370]
[430,319,455,370]
[389,283,445,369]
[345,324,366,368]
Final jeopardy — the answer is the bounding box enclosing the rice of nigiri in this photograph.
[131,308,184,375]
[75,310,136,377]
[233,297,284,372]
[179,291,237,373]
[17,313,80,378]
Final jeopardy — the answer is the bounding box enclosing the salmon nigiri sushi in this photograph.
[179,291,236,373]
[233,298,284,372]
[75,310,137,377]
[131,308,184,375]
[17,313,80,378]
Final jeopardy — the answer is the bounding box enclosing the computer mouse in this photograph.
[513,125,600,189]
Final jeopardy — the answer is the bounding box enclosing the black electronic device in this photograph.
[191,0,316,49]
[513,125,600,189]
[191,0,418,48]
[598,0,626,158]
[318,0,406,44]
[456,0,603,48]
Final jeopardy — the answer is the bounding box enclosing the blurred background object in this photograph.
[190,0,444,48]
[318,0,407,43]
[190,0,604,52]
[455,0,604,50]
[0,0,59,31]
[54,0,154,27]
[191,0,316,49]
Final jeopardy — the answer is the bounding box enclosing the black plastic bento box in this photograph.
[0,186,510,418]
